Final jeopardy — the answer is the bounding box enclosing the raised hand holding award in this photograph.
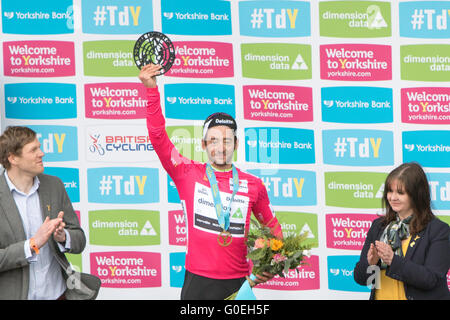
[133,31,175,74]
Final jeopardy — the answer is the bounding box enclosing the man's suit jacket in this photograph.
[0,169,86,300]
[354,216,450,300]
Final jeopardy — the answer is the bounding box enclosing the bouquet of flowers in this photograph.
[226,218,313,300]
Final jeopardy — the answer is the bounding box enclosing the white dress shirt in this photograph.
[4,171,71,300]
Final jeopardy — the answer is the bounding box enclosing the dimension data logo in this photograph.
[164,83,235,120]
[2,0,74,34]
[427,173,450,210]
[248,169,316,206]
[239,1,310,37]
[91,251,161,288]
[403,131,450,167]
[166,41,233,78]
[319,1,391,38]
[400,1,450,38]
[245,127,315,164]
[275,211,318,246]
[242,43,311,80]
[328,255,370,292]
[89,210,160,246]
[83,40,135,76]
[401,87,450,124]
[29,125,78,162]
[243,85,312,122]
[44,167,80,203]
[5,83,76,119]
[326,213,378,250]
[162,0,230,35]
[3,41,75,77]
[322,129,394,166]
[401,45,450,81]
[325,171,387,209]
[82,0,153,34]
[320,44,391,81]
[85,82,147,119]
[87,167,158,204]
[322,86,393,124]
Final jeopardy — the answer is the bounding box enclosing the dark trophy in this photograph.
[133,31,175,75]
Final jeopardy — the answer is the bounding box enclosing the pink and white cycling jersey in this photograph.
[146,86,281,279]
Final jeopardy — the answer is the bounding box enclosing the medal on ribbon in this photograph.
[133,31,175,74]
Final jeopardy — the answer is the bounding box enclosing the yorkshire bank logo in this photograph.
[85,83,148,119]
[400,1,450,38]
[401,45,450,82]
[29,125,78,162]
[169,252,186,288]
[248,169,317,206]
[322,129,394,166]
[427,173,450,210]
[83,40,135,76]
[89,210,160,246]
[328,256,370,292]
[239,1,311,37]
[44,167,80,203]
[243,85,313,122]
[82,0,153,34]
[403,131,450,167]
[401,87,450,124]
[87,167,159,204]
[86,125,157,163]
[320,44,391,81]
[319,1,391,37]
[162,0,231,35]
[325,171,387,209]
[168,210,187,246]
[257,256,320,291]
[3,41,75,77]
[164,83,235,120]
[241,43,312,80]
[2,0,74,34]
[166,41,233,78]
[321,86,393,124]
[5,83,76,120]
[91,252,161,288]
[326,214,378,250]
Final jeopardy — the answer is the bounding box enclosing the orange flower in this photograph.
[270,238,283,251]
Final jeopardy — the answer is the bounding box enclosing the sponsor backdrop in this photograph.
[0,0,449,299]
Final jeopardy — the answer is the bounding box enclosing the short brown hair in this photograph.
[0,126,37,170]
[382,162,434,235]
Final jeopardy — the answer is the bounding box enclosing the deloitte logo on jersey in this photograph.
[243,85,313,123]
[169,252,186,288]
[89,209,160,246]
[3,41,75,77]
[164,83,235,120]
[328,255,370,292]
[400,1,450,38]
[325,171,387,209]
[91,251,161,288]
[5,83,76,120]
[401,87,450,124]
[320,44,391,81]
[245,127,315,164]
[322,87,393,124]
[44,167,80,203]
[241,43,311,80]
[319,1,391,38]
[87,167,159,204]
[403,131,450,167]
[28,125,78,162]
[248,169,316,206]
[401,45,450,81]
[239,1,310,37]
[2,0,74,34]
[322,129,394,166]
[326,213,378,250]
[83,40,135,76]
[162,0,231,35]
[427,173,450,210]
[82,0,153,34]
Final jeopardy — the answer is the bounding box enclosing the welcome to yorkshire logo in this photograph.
[319,1,391,37]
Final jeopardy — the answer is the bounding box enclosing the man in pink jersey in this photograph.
[139,64,282,300]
